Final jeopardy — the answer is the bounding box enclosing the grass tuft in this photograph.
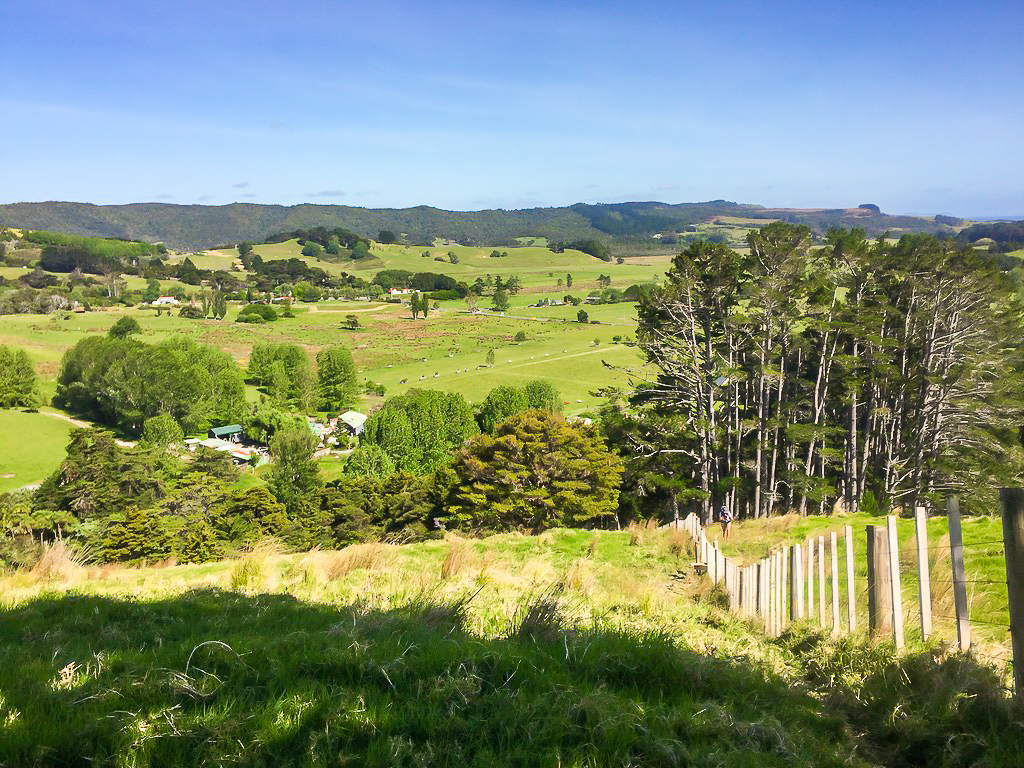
[562,557,597,595]
[31,540,88,583]
[228,539,283,592]
[440,537,473,581]
[321,543,392,580]
[513,588,565,641]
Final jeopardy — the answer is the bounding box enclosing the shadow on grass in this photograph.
[0,589,1018,767]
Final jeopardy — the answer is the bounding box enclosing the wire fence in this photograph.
[675,501,1019,696]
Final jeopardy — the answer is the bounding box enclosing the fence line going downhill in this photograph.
[671,493,1024,700]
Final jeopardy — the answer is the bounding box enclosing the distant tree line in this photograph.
[55,334,247,435]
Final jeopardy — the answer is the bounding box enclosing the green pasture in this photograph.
[0,298,646,413]
[2,232,668,418]
[204,239,672,292]
[0,410,73,492]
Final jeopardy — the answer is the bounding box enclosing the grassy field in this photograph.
[184,239,673,291]
[0,301,647,417]
[2,236,667,418]
[1,528,1020,766]
[0,410,73,492]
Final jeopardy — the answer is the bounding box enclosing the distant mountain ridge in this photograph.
[0,200,955,251]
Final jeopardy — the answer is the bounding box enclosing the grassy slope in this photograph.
[0,410,72,492]
[1,529,1020,767]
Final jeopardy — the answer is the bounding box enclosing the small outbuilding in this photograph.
[208,424,244,442]
[339,410,368,436]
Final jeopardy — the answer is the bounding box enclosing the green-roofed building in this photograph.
[208,424,244,442]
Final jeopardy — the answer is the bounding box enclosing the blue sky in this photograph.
[1,0,1021,216]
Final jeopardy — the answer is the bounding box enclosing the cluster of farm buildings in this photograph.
[187,410,368,465]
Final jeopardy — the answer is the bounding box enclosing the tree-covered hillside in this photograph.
[0,200,957,251]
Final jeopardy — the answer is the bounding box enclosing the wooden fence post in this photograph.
[817,535,826,627]
[914,506,932,641]
[741,565,747,616]
[791,544,803,620]
[773,551,781,635]
[760,558,768,625]
[730,561,739,613]
[1000,488,1024,699]
[866,525,892,636]
[947,497,971,652]
[740,565,747,616]
[757,561,765,626]
[781,548,788,630]
[749,565,755,616]
[774,552,782,638]
[845,525,856,632]
[806,541,814,619]
[830,531,841,635]
[768,554,777,634]
[886,515,905,650]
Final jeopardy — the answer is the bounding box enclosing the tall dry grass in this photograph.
[321,543,392,581]
[561,557,597,596]
[229,539,284,592]
[31,540,88,583]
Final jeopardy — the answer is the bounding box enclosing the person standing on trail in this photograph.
[719,504,733,540]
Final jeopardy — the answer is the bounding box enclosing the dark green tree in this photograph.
[177,521,224,564]
[34,429,165,522]
[0,345,38,408]
[362,389,478,474]
[140,413,184,452]
[343,444,395,477]
[178,257,201,285]
[102,506,174,564]
[445,410,623,534]
[316,346,358,411]
[301,242,325,260]
[108,316,142,338]
[492,288,510,311]
[214,487,289,544]
[189,446,242,483]
[268,427,325,543]
[524,379,562,413]
[478,385,529,433]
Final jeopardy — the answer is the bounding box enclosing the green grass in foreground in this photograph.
[1,529,1022,766]
[0,410,72,492]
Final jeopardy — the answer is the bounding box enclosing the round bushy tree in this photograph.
[177,521,224,564]
[103,507,174,564]
[445,410,623,534]
[108,316,142,338]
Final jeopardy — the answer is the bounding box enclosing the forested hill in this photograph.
[0,199,954,251]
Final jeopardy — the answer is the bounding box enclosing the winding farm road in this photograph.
[40,410,135,447]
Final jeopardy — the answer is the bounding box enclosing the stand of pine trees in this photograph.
[626,224,1024,520]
